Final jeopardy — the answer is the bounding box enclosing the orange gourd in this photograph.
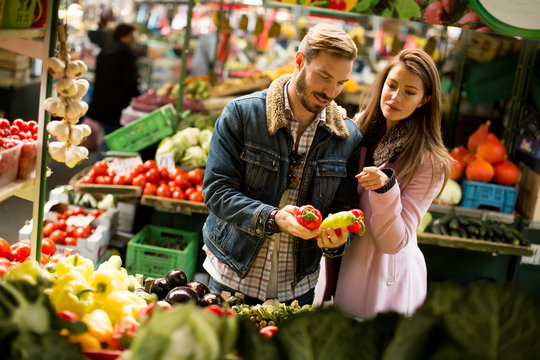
[450,158,465,180]
[450,146,469,161]
[476,133,506,165]
[462,152,478,166]
[466,156,494,182]
[467,120,490,153]
[493,159,519,186]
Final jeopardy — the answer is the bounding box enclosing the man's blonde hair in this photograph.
[298,23,357,62]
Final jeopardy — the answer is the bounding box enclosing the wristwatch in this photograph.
[265,209,281,236]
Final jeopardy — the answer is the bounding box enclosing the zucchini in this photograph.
[466,225,480,237]
[457,227,468,238]
[448,218,459,231]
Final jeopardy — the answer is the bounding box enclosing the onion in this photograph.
[43,97,66,117]
[74,78,90,100]
[48,141,67,163]
[65,145,88,168]
[69,124,86,145]
[46,57,65,78]
[55,78,78,97]
[65,60,88,79]
[46,120,70,142]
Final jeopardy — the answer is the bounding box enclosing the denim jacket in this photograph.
[202,74,362,287]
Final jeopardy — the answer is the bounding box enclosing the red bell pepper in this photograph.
[111,317,139,350]
[295,205,322,230]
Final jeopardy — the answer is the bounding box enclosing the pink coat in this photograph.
[319,158,442,319]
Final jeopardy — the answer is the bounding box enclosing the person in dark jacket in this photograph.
[87,23,140,140]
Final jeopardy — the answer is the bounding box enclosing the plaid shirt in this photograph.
[203,81,326,301]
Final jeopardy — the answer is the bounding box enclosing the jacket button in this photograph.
[255,229,261,234]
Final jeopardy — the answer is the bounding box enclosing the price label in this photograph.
[108,156,143,176]
[156,152,176,172]
[66,214,94,228]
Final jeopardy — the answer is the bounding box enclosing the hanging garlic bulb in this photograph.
[74,78,90,100]
[79,123,92,137]
[46,57,66,79]
[43,97,66,117]
[46,120,70,142]
[65,60,88,79]
[65,98,85,121]
[48,141,67,162]
[69,124,87,145]
[65,145,88,168]
[56,78,78,97]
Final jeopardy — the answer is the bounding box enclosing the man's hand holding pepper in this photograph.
[275,205,322,240]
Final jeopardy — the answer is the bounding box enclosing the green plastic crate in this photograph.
[104,104,177,152]
[125,225,198,280]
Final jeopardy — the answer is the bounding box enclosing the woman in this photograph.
[333,48,451,319]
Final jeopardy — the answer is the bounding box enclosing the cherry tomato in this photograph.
[65,224,77,237]
[145,168,160,182]
[172,189,185,199]
[174,173,190,188]
[260,325,278,339]
[159,166,169,179]
[0,118,10,129]
[143,182,157,196]
[56,219,67,231]
[13,119,28,132]
[0,237,11,258]
[132,164,145,176]
[184,187,195,198]
[168,167,185,180]
[187,168,204,186]
[113,175,128,185]
[95,175,112,184]
[132,174,147,187]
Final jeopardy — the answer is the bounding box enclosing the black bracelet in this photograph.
[265,209,280,236]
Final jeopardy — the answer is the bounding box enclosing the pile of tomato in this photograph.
[0,118,39,142]
[0,236,57,277]
[42,206,102,246]
[81,159,205,202]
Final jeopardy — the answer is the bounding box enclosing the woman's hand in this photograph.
[275,205,322,240]
[356,166,389,191]
[316,228,348,250]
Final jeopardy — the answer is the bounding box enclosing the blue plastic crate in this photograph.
[461,179,517,214]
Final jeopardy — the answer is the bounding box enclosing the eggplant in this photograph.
[187,281,210,299]
[150,277,170,300]
[165,286,199,305]
[165,269,188,288]
[199,292,224,307]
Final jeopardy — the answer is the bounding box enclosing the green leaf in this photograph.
[235,316,279,360]
[393,0,421,20]
[353,0,378,12]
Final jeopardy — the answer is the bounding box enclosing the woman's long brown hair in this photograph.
[356,48,451,196]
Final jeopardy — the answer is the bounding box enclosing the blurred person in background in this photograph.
[87,23,140,157]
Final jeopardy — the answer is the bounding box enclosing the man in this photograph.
[202,23,362,305]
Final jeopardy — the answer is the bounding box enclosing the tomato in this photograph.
[0,264,9,278]
[90,209,102,218]
[56,219,67,231]
[187,168,204,185]
[143,159,158,170]
[188,190,204,202]
[95,175,112,184]
[168,167,184,180]
[74,227,87,239]
[132,174,147,187]
[132,164,145,176]
[0,257,11,267]
[10,242,31,262]
[64,236,78,246]
[10,125,20,135]
[172,189,185,199]
[159,166,169,179]
[92,160,109,176]
[81,175,94,184]
[0,118,9,129]
[145,168,160,182]
[0,237,11,258]
[73,207,85,215]
[27,120,38,133]
[41,237,56,256]
[260,325,278,339]
[41,253,50,266]
[143,182,157,196]
[184,187,195,198]
[50,229,67,244]
[195,184,203,192]
[156,184,171,198]
[13,119,28,132]
[174,173,190,188]
[65,224,77,237]
[113,175,128,185]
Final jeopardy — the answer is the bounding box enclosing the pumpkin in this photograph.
[477,133,506,165]
[467,120,490,153]
[462,152,478,166]
[493,159,519,186]
[450,145,469,161]
[450,157,465,180]
[466,156,494,182]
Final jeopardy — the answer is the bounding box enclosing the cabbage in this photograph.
[199,129,213,153]
[156,137,185,162]
[435,179,462,205]
[181,146,207,168]
[173,127,201,148]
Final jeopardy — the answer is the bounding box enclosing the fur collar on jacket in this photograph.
[265,74,350,139]
[362,115,413,166]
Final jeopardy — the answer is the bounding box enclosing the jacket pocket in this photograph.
[312,159,347,209]
[240,145,279,196]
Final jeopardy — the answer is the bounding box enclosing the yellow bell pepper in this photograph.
[90,269,128,305]
[104,290,147,325]
[82,309,114,344]
[56,255,94,283]
[4,260,54,284]
[49,271,94,318]
[68,332,102,352]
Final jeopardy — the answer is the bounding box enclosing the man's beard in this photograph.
[296,68,331,114]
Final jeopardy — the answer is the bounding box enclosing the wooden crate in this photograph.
[516,162,540,221]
